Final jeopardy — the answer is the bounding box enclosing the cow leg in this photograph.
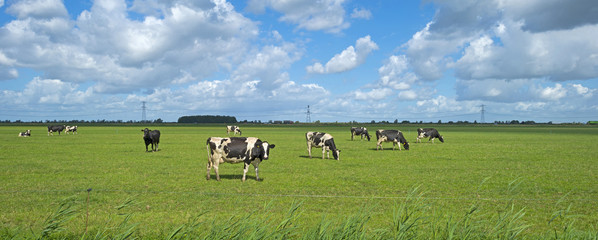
[307,143,312,158]
[253,162,260,181]
[242,162,250,182]
[206,161,212,180]
[213,160,221,181]
[322,147,327,159]
[155,142,159,151]
[377,139,383,150]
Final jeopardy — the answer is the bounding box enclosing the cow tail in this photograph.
[206,138,212,162]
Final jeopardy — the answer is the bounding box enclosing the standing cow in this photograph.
[350,127,371,141]
[65,126,78,134]
[226,125,242,136]
[206,137,275,181]
[376,129,409,151]
[47,125,65,136]
[306,132,341,160]
[142,128,160,152]
[18,130,31,137]
[416,128,444,143]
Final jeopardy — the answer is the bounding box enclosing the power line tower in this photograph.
[306,105,311,123]
[479,104,486,123]
[142,101,147,122]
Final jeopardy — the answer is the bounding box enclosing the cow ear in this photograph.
[269,144,275,149]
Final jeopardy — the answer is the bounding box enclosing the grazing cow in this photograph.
[142,128,161,152]
[350,127,371,141]
[206,137,275,181]
[375,129,409,151]
[226,125,242,136]
[306,132,341,160]
[18,130,31,137]
[65,126,78,134]
[416,128,444,143]
[47,125,65,136]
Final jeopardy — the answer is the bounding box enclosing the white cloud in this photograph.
[246,0,350,33]
[351,8,371,20]
[351,88,392,101]
[7,0,68,19]
[306,35,378,74]
[378,55,417,90]
[407,1,598,82]
[537,83,567,101]
[415,95,464,113]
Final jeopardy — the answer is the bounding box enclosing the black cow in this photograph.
[18,130,31,137]
[350,127,371,141]
[306,132,340,160]
[416,128,444,143]
[375,129,409,151]
[142,128,160,152]
[47,125,65,136]
[206,137,275,181]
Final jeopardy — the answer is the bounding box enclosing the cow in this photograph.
[416,128,444,143]
[206,137,275,181]
[350,127,371,141]
[306,132,340,160]
[375,129,409,151]
[47,125,65,136]
[65,126,78,134]
[142,128,160,152]
[226,125,242,136]
[18,130,31,137]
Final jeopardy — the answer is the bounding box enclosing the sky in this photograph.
[0,0,597,123]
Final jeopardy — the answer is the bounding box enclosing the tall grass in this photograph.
[5,186,596,239]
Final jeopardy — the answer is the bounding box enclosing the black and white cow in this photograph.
[47,125,65,136]
[65,126,78,134]
[306,132,340,160]
[226,125,242,136]
[350,127,371,141]
[206,137,275,181]
[416,128,444,143]
[142,128,160,152]
[375,129,409,151]
[18,130,31,137]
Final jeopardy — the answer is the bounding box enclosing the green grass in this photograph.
[1,124,597,238]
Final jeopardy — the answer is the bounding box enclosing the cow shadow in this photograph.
[207,174,264,182]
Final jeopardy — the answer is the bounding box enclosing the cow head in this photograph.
[237,129,242,135]
[255,141,276,160]
[364,131,371,141]
[332,149,341,160]
[438,136,444,143]
[403,142,410,150]
[141,128,151,137]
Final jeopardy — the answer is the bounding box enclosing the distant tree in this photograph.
[438,120,442,124]
[394,119,398,124]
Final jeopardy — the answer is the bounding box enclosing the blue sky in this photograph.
[1,0,597,123]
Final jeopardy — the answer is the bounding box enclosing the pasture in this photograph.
[1,124,597,238]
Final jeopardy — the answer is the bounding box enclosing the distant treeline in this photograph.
[177,115,237,123]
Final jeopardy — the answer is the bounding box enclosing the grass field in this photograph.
[1,124,597,238]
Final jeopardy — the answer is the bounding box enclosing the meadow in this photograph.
[0,124,597,239]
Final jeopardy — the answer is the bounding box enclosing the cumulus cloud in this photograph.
[0,0,259,93]
[246,0,350,33]
[406,0,598,82]
[7,0,68,19]
[307,35,378,74]
[377,55,417,90]
[351,8,371,20]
